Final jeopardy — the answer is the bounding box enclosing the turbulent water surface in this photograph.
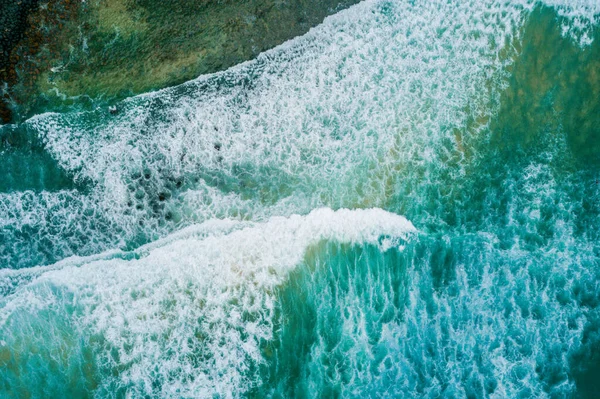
[1,0,600,397]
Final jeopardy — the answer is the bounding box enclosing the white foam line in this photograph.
[1,207,415,305]
[0,207,415,397]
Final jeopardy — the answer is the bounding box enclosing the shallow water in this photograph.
[1,0,599,397]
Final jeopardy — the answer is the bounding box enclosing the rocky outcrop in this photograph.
[0,0,359,123]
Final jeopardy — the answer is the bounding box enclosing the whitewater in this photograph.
[1,0,599,397]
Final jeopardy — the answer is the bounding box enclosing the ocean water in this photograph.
[1,0,599,398]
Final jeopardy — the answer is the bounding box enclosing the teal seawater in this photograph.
[1,0,599,398]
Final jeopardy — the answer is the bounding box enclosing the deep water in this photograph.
[0,0,599,398]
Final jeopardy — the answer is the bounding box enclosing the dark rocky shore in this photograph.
[0,0,359,123]
[0,0,39,123]
[1,0,81,123]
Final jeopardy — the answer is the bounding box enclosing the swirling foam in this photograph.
[2,0,532,268]
[0,208,415,397]
[2,0,596,269]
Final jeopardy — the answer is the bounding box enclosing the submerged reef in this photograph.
[0,0,359,123]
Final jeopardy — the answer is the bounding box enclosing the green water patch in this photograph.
[385,5,600,240]
[470,4,600,243]
[0,124,77,193]
[0,0,82,123]
[490,5,600,166]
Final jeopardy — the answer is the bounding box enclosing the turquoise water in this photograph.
[1,0,600,397]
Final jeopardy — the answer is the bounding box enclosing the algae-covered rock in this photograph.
[1,0,359,122]
[0,0,41,123]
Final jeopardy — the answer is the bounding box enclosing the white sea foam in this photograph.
[0,207,415,397]
[3,0,597,269]
[542,0,600,45]
[2,0,536,268]
[0,0,597,267]
[0,0,598,397]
